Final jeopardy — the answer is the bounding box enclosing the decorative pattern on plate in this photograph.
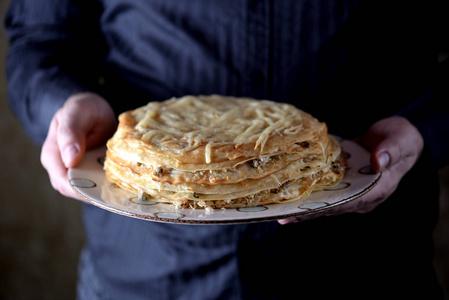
[68,140,381,225]
[154,212,185,220]
[70,178,96,188]
[237,206,268,213]
[97,156,106,167]
[298,202,328,210]
[325,182,350,191]
[359,165,376,175]
[130,198,157,205]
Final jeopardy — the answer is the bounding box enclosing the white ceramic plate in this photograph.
[68,139,380,225]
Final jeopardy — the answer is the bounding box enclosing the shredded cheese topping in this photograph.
[133,95,305,159]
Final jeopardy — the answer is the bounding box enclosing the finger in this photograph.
[277,204,341,224]
[41,118,82,199]
[46,150,81,199]
[41,117,62,184]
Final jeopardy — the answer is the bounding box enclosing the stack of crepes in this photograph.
[104,95,347,209]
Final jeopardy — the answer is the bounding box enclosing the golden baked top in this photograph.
[108,95,327,165]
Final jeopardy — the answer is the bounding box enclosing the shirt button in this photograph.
[249,70,266,86]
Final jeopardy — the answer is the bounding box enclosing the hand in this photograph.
[278,116,424,224]
[41,93,117,199]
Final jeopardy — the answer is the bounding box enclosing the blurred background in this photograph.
[0,0,448,299]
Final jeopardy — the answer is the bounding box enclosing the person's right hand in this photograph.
[41,93,117,199]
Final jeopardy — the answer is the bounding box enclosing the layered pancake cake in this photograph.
[104,95,347,209]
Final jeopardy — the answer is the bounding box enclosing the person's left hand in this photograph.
[278,116,424,224]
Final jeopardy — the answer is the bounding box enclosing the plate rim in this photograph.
[69,140,381,225]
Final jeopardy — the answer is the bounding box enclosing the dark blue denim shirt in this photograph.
[5,1,447,299]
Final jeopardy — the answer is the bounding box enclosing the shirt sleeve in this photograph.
[4,0,106,144]
[397,59,449,170]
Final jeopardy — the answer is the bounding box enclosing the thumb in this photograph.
[57,93,117,168]
[361,117,405,173]
[56,95,102,168]
[57,107,91,168]
[370,142,398,173]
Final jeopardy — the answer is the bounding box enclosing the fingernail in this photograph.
[278,219,290,225]
[63,144,79,167]
[378,152,390,170]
